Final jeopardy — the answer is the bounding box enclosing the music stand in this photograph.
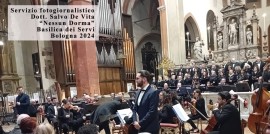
[0,92,9,125]
[221,85,236,92]
[235,82,251,92]
[208,86,219,92]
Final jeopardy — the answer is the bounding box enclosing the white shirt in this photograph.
[137,84,149,106]
[54,105,58,116]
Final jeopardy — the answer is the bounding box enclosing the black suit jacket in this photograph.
[91,100,121,124]
[253,61,265,72]
[133,85,160,133]
[47,104,59,121]
[159,104,175,123]
[15,93,30,115]
[213,103,242,134]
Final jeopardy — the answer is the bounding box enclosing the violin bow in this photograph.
[188,102,208,121]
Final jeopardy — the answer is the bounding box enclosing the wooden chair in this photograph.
[195,118,208,132]
[160,118,180,134]
[195,118,203,131]
[111,120,126,134]
[160,123,179,134]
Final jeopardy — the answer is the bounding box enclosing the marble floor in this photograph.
[2,121,254,134]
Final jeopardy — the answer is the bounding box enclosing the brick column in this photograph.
[158,0,168,57]
[69,0,100,97]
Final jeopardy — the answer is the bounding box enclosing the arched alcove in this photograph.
[206,10,216,51]
[135,33,161,75]
[184,15,200,59]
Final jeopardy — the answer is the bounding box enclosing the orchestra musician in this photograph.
[158,93,176,123]
[208,91,242,134]
[47,97,60,134]
[58,99,73,134]
[132,70,160,133]
[187,89,208,133]
[70,106,86,133]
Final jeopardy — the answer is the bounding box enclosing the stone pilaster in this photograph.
[158,0,168,58]
[69,0,100,97]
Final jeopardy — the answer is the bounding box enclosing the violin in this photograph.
[190,97,197,115]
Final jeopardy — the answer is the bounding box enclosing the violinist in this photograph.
[158,94,175,123]
[70,106,86,133]
[187,89,208,133]
[208,91,242,134]
[58,99,73,134]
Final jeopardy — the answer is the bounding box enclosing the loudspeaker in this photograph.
[32,53,40,75]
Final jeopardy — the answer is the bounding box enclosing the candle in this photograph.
[186,32,190,58]
[207,26,210,44]
[2,19,4,30]
[186,32,189,49]
[262,13,266,32]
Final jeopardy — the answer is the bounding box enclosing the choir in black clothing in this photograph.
[153,57,269,92]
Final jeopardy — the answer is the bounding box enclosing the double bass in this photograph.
[248,59,270,133]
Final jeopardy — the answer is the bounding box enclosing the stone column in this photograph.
[223,19,228,49]
[163,0,185,65]
[69,0,100,97]
[213,24,217,51]
[158,0,168,58]
[239,15,244,47]
[242,14,247,46]
[251,14,258,46]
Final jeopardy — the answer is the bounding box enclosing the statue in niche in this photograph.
[217,33,223,50]
[193,37,204,61]
[246,28,253,45]
[228,18,238,45]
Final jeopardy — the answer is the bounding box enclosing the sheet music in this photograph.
[33,93,39,101]
[7,95,15,102]
[116,108,132,124]
[172,104,190,122]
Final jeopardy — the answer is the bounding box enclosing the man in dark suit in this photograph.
[209,91,242,134]
[47,97,59,133]
[132,70,159,133]
[90,97,122,134]
[15,86,30,115]
[253,56,265,72]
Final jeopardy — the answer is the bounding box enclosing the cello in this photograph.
[248,60,270,133]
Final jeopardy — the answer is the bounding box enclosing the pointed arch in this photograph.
[184,13,201,59]
[184,13,201,42]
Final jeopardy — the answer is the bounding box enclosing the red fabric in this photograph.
[160,123,178,128]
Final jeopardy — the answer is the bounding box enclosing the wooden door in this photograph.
[99,67,123,95]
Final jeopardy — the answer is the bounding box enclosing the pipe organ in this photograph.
[96,0,122,36]
[52,0,136,94]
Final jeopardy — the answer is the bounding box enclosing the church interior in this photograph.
[0,0,270,133]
